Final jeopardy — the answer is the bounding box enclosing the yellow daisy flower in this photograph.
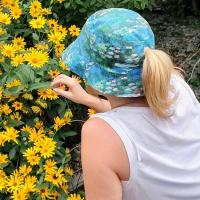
[29,16,46,29]
[29,0,42,18]
[45,168,66,186]
[2,44,15,57]
[31,105,42,115]
[24,49,49,68]
[12,101,23,111]
[68,25,81,37]
[23,147,40,166]
[11,54,24,67]
[5,171,24,193]
[0,12,11,25]
[22,93,33,100]
[64,166,74,176]
[67,193,84,200]
[44,159,57,173]
[48,30,65,44]
[53,116,65,131]
[35,137,56,159]
[87,108,97,116]
[12,37,26,50]
[2,104,12,115]
[48,69,60,79]
[10,6,22,20]
[4,127,20,144]
[0,153,8,165]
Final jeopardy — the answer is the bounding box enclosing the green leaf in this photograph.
[64,2,70,8]
[9,147,17,160]
[4,85,26,95]
[61,131,78,139]
[28,81,51,91]
[32,33,40,41]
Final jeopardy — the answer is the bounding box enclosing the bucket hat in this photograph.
[62,8,155,97]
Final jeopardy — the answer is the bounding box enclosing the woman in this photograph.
[51,8,200,200]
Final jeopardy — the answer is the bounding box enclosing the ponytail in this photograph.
[142,48,182,118]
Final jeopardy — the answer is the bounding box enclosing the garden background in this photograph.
[0,0,199,200]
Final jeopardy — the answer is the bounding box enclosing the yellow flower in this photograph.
[12,101,23,111]
[23,147,40,166]
[2,44,15,57]
[22,93,33,100]
[0,12,11,24]
[35,137,56,159]
[2,104,12,115]
[42,8,52,15]
[28,127,45,143]
[0,27,6,35]
[0,170,6,191]
[19,165,32,177]
[6,171,24,192]
[31,105,42,115]
[35,43,49,50]
[0,153,8,165]
[53,116,66,131]
[21,125,32,133]
[65,166,74,176]
[48,30,65,44]
[5,171,24,193]
[59,60,69,71]
[54,42,65,57]
[36,187,51,199]
[45,168,66,186]
[48,69,60,79]
[23,175,37,193]
[67,193,84,200]
[11,54,24,67]
[35,121,44,130]
[6,79,21,88]
[10,112,22,121]
[11,190,28,200]
[10,6,22,20]
[0,133,6,146]
[38,89,58,100]
[87,108,96,116]
[12,37,26,50]
[68,25,81,37]
[48,19,59,29]
[4,127,20,144]
[72,75,82,84]
[29,16,46,29]
[35,98,48,109]
[56,0,65,3]
[24,49,49,68]
[29,0,42,18]
[44,159,57,173]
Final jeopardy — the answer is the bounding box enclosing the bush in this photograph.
[0,0,89,199]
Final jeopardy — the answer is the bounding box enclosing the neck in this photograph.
[105,96,149,109]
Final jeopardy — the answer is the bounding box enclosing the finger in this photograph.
[51,77,74,88]
[53,88,72,99]
[51,74,72,85]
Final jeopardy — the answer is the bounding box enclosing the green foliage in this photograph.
[46,0,156,27]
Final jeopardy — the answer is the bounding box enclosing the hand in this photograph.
[51,74,90,105]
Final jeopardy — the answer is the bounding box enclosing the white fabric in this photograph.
[89,75,200,200]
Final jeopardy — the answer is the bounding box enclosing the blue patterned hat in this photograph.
[62,8,155,97]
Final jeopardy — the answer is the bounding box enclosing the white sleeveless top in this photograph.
[89,75,200,200]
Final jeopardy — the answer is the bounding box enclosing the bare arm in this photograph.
[51,74,111,112]
[81,117,122,200]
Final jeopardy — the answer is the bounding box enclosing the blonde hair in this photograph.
[142,48,183,118]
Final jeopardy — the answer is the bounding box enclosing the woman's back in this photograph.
[90,74,200,200]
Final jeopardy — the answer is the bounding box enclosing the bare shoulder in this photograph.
[81,117,125,200]
[81,117,129,181]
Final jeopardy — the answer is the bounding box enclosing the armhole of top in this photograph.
[90,113,140,186]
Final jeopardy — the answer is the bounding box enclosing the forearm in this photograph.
[83,94,111,113]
